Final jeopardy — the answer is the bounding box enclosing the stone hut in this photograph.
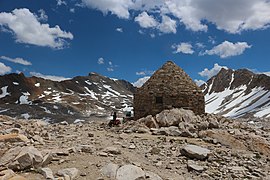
[134,61,205,120]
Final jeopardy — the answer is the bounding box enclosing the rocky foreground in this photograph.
[0,109,270,180]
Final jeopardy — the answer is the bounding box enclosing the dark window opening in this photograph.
[156,96,163,104]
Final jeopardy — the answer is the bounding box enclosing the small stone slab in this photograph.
[187,160,204,172]
[57,168,79,180]
[14,146,43,170]
[116,164,145,180]
[99,152,108,157]
[129,144,136,149]
[104,147,121,155]
[181,144,210,160]
[41,167,54,179]
[0,134,29,143]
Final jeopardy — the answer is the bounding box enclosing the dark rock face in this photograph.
[134,61,205,120]
[0,72,134,122]
[202,68,270,118]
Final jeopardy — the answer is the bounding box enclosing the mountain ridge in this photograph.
[1,67,270,121]
[202,68,270,118]
[0,72,135,122]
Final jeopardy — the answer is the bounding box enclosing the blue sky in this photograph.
[0,0,270,86]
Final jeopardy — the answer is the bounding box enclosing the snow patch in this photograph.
[19,92,31,105]
[21,113,30,119]
[254,105,270,118]
[84,87,98,100]
[72,102,80,105]
[0,86,10,98]
[68,110,74,115]
[39,94,45,98]
[44,91,52,95]
[85,80,92,86]
[229,73,234,88]
[110,78,118,81]
[103,85,121,96]
[74,119,85,124]
[52,95,62,102]
[97,106,105,110]
[102,91,117,98]
[35,83,40,87]
[41,107,52,114]
[0,109,9,113]
[13,82,19,85]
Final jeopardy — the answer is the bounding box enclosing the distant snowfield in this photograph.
[205,75,270,118]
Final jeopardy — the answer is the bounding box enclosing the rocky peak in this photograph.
[203,68,270,118]
[204,68,270,94]
[205,68,234,94]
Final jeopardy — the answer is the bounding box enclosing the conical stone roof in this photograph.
[141,61,201,94]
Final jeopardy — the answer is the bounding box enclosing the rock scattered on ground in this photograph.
[0,108,270,179]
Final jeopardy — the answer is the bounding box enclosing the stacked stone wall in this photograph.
[134,61,205,120]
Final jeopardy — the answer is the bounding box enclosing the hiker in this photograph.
[108,111,120,127]
[112,111,117,121]
[126,111,131,118]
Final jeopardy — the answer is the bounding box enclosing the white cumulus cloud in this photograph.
[107,67,114,72]
[135,13,177,34]
[0,56,32,66]
[195,42,205,49]
[194,79,206,86]
[81,0,270,34]
[136,69,154,76]
[165,0,270,33]
[172,42,194,54]
[199,63,228,79]
[97,57,117,71]
[0,62,12,75]
[158,15,177,34]
[133,76,150,87]
[116,27,123,32]
[97,57,105,64]
[135,12,158,28]
[56,0,67,6]
[37,9,48,22]
[0,8,73,49]
[30,72,70,82]
[70,8,75,13]
[82,0,134,19]
[165,1,208,32]
[107,61,118,72]
[204,41,251,58]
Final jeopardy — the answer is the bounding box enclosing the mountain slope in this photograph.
[0,72,135,122]
[202,68,270,118]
